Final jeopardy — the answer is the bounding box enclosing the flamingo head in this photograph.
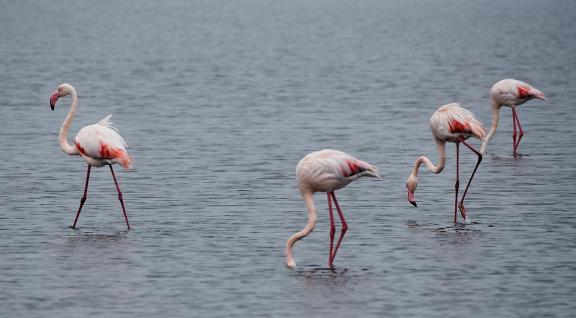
[50,83,75,110]
[406,174,418,207]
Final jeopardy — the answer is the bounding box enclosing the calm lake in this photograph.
[1,0,575,317]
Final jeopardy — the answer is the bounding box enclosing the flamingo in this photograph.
[480,79,546,155]
[405,103,485,224]
[285,149,381,268]
[49,83,133,230]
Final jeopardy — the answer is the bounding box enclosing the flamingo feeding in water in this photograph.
[406,103,485,224]
[480,79,546,155]
[285,149,381,268]
[50,83,133,230]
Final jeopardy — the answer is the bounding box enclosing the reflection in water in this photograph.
[293,266,353,292]
[67,230,129,243]
[407,219,486,245]
[61,229,131,256]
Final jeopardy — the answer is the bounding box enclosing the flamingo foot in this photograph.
[458,203,471,224]
[513,152,524,159]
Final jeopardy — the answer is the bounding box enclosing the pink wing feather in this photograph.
[431,103,485,140]
[74,115,133,169]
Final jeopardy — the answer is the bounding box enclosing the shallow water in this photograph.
[1,0,576,317]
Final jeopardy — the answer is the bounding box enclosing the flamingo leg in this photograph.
[330,191,348,266]
[454,142,460,224]
[327,192,336,267]
[457,137,483,221]
[109,164,131,230]
[512,107,518,154]
[513,108,524,154]
[72,165,91,229]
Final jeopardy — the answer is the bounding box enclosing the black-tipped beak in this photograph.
[410,200,417,207]
[49,89,59,110]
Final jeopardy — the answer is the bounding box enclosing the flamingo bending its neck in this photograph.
[406,103,485,224]
[285,149,381,268]
[50,83,133,230]
[481,79,546,155]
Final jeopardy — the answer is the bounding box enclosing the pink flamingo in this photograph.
[50,83,133,230]
[406,103,485,224]
[480,79,546,155]
[285,149,381,268]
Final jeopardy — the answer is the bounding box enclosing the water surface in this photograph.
[1,0,576,317]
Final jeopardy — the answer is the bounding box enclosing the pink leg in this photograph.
[109,165,131,230]
[458,137,483,220]
[512,108,518,154]
[327,192,336,267]
[513,108,524,154]
[72,165,91,229]
[454,142,460,224]
[330,192,348,265]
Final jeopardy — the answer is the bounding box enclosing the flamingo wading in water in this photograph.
[481,79,546,155]
[50,83,133,230]
[285,149,380,268]
[406,103,485,224]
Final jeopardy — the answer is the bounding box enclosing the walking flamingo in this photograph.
[285,149,381,268]
[480,79,546,155]
[49,83,133,230]
[406,103,485,224]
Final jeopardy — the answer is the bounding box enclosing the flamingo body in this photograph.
[490,79,545,108]
[431,103,485,143]
[406,103,485,224]
[296,149,376,193]
[286,149,380,268]
[74,115,132,169]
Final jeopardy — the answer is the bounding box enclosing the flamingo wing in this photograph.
[74,115,133,169]
[297,150,379,191]
[491,79,546,106]
[432,103,485,140]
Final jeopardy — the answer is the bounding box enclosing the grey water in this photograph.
[1,0,576,317]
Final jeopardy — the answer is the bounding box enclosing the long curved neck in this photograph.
[285,188,318,267]
[481,98,501,154]
[59,91,79,155]
[411,138,446,177]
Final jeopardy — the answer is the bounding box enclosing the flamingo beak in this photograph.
[50,89,60,110]
[406,185,417,207]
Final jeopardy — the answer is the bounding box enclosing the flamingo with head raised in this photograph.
[406,103,485,224]
[50,83,133,230]
[481,79,546,155]
[285,149,381,268]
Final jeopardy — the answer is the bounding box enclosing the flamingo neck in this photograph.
[481,98,501,154]
[411,138,446,177]
[285,189,318,268]
[59,90,80,156]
